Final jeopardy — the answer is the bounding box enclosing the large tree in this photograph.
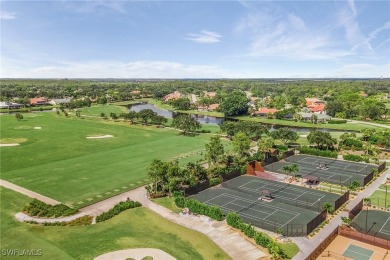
[232,132,251,160]
[172,114,201,135]
[307,129,337,150]
[271,128,298,145]
[257,137,274,159]
[205,136,225,165]
[138,109,157,124]
[219,91,249,117]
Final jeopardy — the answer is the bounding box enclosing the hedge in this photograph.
[226,213,287,259]
[327,119,347,124]
[24,199,78,218]
[298,146,338,158]
[96,200,142,223]
[174,195,223,221]
[343,154,363,162]
[41,215,93,226]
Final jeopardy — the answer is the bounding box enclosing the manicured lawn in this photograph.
[236,116,379,131]
[152,197,182,213]
[0,113,215,207]
[0,187,230,260]
[80,104,128,117]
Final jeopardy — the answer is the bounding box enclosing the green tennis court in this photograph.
[351,210,390,241]
[220,176,341,212]
[343,244,373,260]
[265,154,378,186]
[191,176,342,236]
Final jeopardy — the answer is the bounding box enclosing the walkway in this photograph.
[291,167,390,260]
[348,119,390,129]
[15,212,87,223]
[81,187,267,260]
[0,179,60,205]
[4,180,267,259]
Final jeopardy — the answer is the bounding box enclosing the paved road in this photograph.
[0,179,60,205]
[291,167,390,260]
[348,119,390,129]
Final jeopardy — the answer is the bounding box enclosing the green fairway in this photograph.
[0,187,230,260]
[0,113,214,207]
[79,104,128,117]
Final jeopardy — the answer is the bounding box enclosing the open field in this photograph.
[0,187,230,260]
[0,113,215,207]
[79,104,128,117]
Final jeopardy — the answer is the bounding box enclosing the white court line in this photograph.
[204,193,225,204]
[379,216,390,235]
[228,201,275,216]
[280,212,301,228]
[263,209,278,220]
[220,192,300,215]
[222,198,237,207]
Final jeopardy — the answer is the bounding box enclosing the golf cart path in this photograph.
[94,248,176,260]
[81,187,268,260]
[0,179,60,205]
[2,180,267,260]
[291,167,390,260]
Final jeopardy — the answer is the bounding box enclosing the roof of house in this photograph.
[204,91,216,98]
[50,98,71,104]
[208,103,219,110]
[255,107,279,114]
[298,112,331,119]
[29,97,48,104]
[308,104,326,112]
[164,91,182,101]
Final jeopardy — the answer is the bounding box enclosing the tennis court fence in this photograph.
[348,199,363,220]
[338,226,390,249]
[378,162,386,173]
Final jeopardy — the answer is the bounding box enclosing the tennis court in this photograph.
[264,154,378,186]
[351,210,390,241]
[342,244,374,260]
[220,176,341,212]
[192,187,318,235]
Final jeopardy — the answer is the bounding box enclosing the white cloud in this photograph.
[0,11,16,20]
[185,30,222,43]
[332,63,390,78]
[347,0,357,17]
[288,14,306,31]
[0,60,232,78]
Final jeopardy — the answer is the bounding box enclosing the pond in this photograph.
[129,103,355,133]
[129,103,225,125]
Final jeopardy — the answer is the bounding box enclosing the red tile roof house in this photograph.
[305,98,327,114]
[208,104,220,111]
[29,97,49,106]
[253,107,279,117]
[164,91,182,102]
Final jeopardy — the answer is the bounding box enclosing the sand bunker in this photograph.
[94,248,176,260]
[34,127,42,130]
[0,143,20,147]
[300,135,308,138]
[86,135,113,139]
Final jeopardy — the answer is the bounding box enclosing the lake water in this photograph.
[129,103,225,125]
[129,103,355,133]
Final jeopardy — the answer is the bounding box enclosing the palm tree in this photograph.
[323,202,334,214]
[257,137,274,160]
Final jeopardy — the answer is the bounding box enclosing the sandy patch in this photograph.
[300,135,308,138]
[33,126,42,129]
[15,126,32,130]
[94,248,176,260]
[86,135,113,139]
[0,143,19,147]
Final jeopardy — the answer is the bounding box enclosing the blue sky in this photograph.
[1,0,389,78]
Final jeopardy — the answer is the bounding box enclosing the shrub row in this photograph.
[343,154,363,162]
[298,146,338,158]
[226,213,287,259]
[327,119,347,124]
[40,215,93,226]
[24,199,78,218]
[96,200,142,223]
[174,195,223,221]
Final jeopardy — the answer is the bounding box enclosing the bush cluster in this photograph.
[341,138,363,148]
[96,200,142,223]
[41,215,93,226]
[327,119,347,124]
[174,195,223,221]
[343,154,363,162]
[24,199,78,218]
[209,177,222,186]
[226,213,287,259]
[298,146,338,158]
